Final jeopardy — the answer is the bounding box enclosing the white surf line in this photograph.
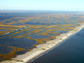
[14,24,84,63]
[1,24,84,63]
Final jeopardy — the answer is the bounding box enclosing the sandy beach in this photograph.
[1,24,84,63]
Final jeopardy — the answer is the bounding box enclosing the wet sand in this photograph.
[31,26,84,63]
[1,24,84,63]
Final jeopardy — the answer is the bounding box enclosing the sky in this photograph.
[0,0,84,11]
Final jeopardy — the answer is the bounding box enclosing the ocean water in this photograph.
[31,28,84,63]
[0,11,84,61]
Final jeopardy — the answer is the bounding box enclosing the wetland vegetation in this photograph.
[0,11,84,61]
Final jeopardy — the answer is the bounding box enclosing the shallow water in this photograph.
[31,28,84,63]
[0,11,84,61]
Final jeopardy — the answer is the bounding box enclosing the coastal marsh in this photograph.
[0,12,84,61]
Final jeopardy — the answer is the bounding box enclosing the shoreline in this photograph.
[1,24,84,63]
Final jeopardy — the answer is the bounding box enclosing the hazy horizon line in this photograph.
[0,10,84,12]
